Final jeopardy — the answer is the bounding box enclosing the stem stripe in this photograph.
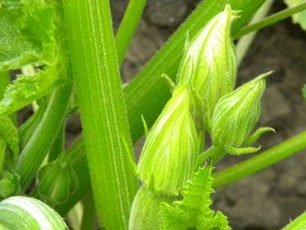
[62,0,138,229]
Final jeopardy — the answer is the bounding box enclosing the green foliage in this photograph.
[0,0,68,115]
[0,172,20,198]
[0,116,18,171]
[303,85,306,101]
[161,165,231,230]
[285,0,306,30]
[1,0,306,229]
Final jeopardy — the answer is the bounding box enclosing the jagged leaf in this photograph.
[0,1,68,115]
[285,0,306,30]
[0,68,61,115]
[0,9,40,70]
[160,165,231,230]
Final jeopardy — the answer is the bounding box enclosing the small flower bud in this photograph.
[37,158,78,205]
[177,5,237,127]
[138,84,199,195]
[211,72,272,154]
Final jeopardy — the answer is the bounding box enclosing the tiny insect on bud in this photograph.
[138,84,200,195]
[177,4,237,130]
[211,72,273,155]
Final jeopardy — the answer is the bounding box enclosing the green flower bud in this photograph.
[37,157,78,205]
[177,5,237,128]
[211,72,272,155]
[138,84,199,195]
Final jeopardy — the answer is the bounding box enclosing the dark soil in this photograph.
[23,1,303,229]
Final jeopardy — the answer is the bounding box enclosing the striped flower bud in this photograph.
[177,5,237,129]
[0,196,68,229]
[138,84,199,195]
[37,158,78,205]
[211,72,273,155]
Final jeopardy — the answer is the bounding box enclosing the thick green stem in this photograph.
[48,124,64,162]
[15,83,72,189]
[213,130,306,189]
[234,2,306,39]
[80,193,95,230]
[18,103,47,149]
[115,0,147,64]
[282,211,306,230]
[62,1,138,229]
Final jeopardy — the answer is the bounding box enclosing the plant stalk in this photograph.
[61,0,138,228]
[234,2,306,39]
[15,83,72,189]
[115,0,147,64]
[213,130,306,189]
[282,211,306,230]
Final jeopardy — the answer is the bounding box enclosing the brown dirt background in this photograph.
[29,1,305,229]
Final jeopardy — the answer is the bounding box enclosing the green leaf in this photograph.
[0,116,19,165]
[285,0,306,30]
[160,165,231,230]
[303,84,306,101]
[0,1,68,115]
[0,172,21,198]
[0,9,40,70]
[0,69,61,115]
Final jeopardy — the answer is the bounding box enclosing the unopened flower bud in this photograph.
[138,84,199,195]
[211,72,272,154]
[37,158,78,205]
[177,5,237,127]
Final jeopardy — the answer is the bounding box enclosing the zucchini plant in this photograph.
[0,0,306,229]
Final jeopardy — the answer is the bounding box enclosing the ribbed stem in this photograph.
[62,0,138,228]
[15,83,72,189]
